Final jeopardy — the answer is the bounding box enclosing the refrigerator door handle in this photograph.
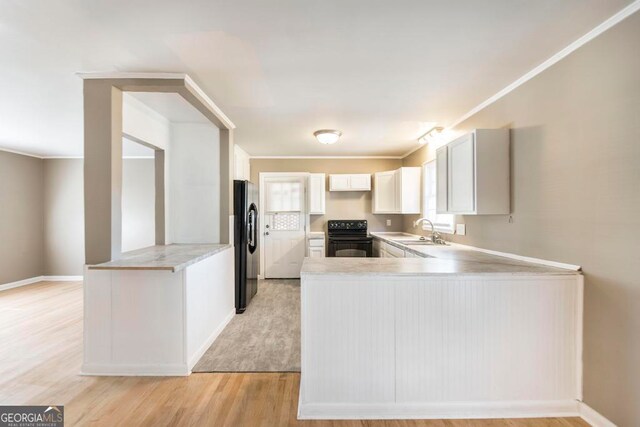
[247,203,258,253]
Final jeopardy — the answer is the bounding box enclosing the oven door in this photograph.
[328,238,373,257]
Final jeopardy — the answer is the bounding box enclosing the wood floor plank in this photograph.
[0,281,590,427]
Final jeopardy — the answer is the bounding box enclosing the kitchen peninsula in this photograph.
[299,236,583,420]
[83,244,234,376]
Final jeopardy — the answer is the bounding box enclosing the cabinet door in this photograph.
[330,175,350,191]
[374,171,398,213]
[398,167,421,214]
[349,174,371,191]
[436,146,448,213]
[308,174,326,214]
[385,243,405,258]
[308,247,325,258]
[448,134,475,213]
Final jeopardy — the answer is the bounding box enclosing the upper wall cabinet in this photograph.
[308,173,326,215]
[373,167,421,214]
[436,129,510,215]
[234,145,251,181]
[329,174,371,191]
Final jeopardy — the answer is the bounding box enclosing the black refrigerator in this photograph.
[233,180,259,313]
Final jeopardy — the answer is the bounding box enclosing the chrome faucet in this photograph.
[412,217,446,245]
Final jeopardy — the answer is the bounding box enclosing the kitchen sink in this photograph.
[395,239,434,245]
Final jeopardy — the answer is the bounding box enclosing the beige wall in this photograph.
[44,158,156,276]
[250,158,405,233]
[404,13,640,425]
[43,159,85,276]
[0,151,44,284]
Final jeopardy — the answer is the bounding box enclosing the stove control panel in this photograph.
[328,220,368,231]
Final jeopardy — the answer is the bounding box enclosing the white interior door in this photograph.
[264,176,306,278]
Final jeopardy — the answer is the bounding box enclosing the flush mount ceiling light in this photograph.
[418,126,444,144]
[314,129,342,145]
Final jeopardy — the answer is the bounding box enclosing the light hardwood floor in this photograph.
[0,281,590,427]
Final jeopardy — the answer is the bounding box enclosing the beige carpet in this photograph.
[193,279,301,373]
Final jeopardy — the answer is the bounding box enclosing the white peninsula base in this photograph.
[299,257,583,420]
[83,245,234,376]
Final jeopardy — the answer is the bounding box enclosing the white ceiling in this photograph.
[0,0,634,157]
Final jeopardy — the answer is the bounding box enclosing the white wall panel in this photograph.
[185,247,235,367]
[83,248,235,376]
[169,123,220,243]
[395,277,579,402]
[300,274,582,419]
[302,278,396,404]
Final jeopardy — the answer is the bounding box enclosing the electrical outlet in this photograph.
[456,224,466,235]
[386,219,391,226]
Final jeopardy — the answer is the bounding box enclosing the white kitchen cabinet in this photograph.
[308,173,326,215]
[329,174,371,191]
[436,146,448,214]
[436,129,510,215]
[376,240,409,258]
[308,247,324,258]
[373,170,397,213]
[373,167,421,214]
[307,233,325,258]
[233,145,251,180]
[448,134,475,213]
[384,243,405,258]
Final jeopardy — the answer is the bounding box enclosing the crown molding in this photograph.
[401,0,640,159]
[448,0,640,130]
[76,71,187,80]
[184,75,236,130]
[0,147,44,159]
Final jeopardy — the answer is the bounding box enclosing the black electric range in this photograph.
[327,220,373,257]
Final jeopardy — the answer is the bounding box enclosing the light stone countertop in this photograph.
[88,244,232,272]
[307,232,326,239]
[301,233,580,277]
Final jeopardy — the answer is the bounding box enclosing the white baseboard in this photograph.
[0,276,44,291]
[580,402,617,427]
[0,275,84,292]
[43,275,83,281]
[80,363,189,376]
[298,400,580,420]
[187,308,236,371]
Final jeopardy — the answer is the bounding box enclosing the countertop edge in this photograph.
[87,244,232,272]
[370,233,581,273]
[301,270,579,278]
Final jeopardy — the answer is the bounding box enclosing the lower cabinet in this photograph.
[307,235,326,257]
[376,240,407,258]
[308,247,324,258]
